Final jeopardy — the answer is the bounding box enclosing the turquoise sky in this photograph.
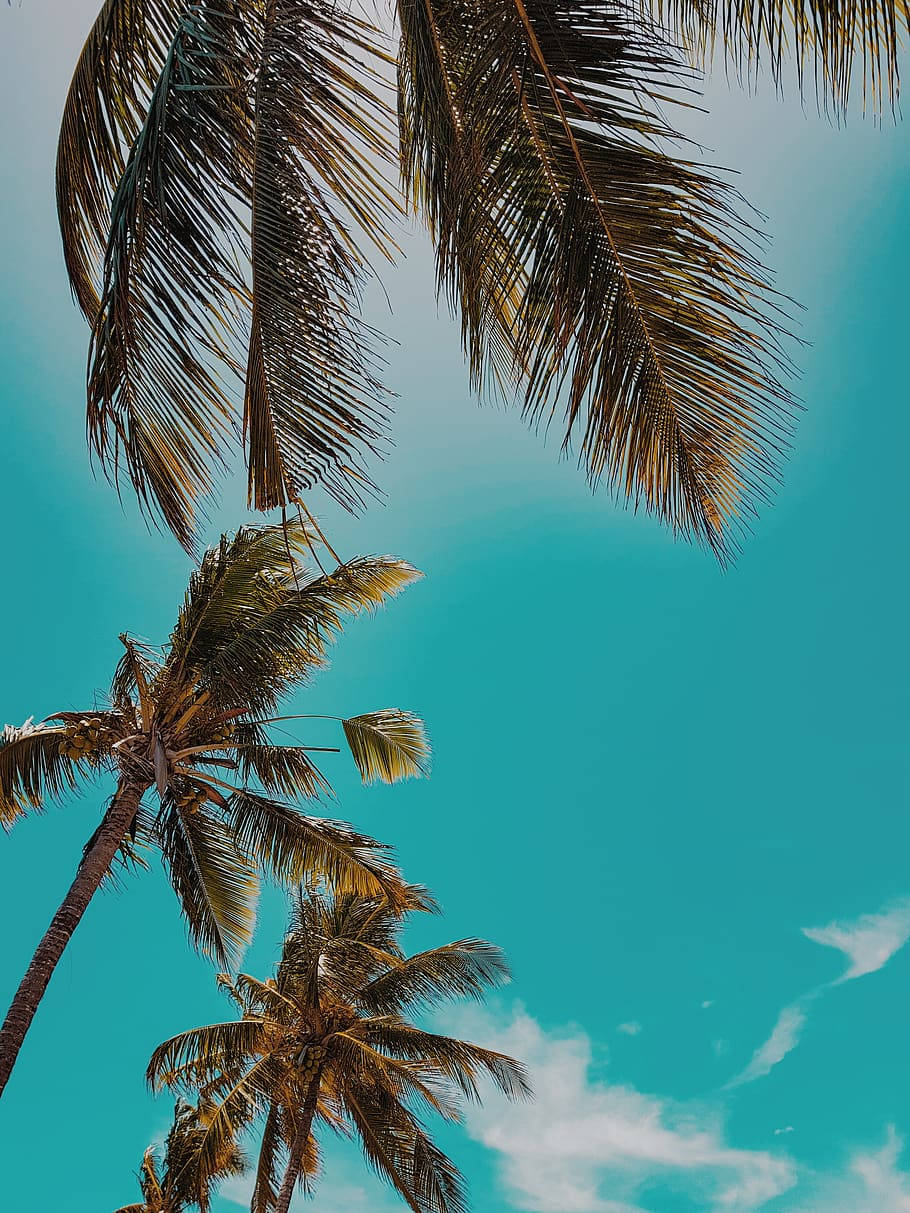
[1,3,909,1211]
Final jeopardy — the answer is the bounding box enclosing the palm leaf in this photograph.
[0,720,79,828]
[87,0,252,551]
[165,525,420,714]
[159,807,258,966]
[341,1077,466,1213]
[245,0,400,517]
[355,1020,532,1103]
[358,940,511,1015]
[343,711,430,784]
[398,0,796,560]
[645,0,905,112]
[226,789,407,907]
[56,0,185,319]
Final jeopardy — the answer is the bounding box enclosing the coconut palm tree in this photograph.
[114,1098,247,1213]
[59,0,874,563]
[148,888,531,1213]
[0,521,429,1097]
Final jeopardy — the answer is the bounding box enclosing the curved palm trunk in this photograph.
[274,1078,321,1213]
[0,779,147,1097]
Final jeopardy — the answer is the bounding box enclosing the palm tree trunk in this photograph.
[274,1078,320,1213]
[0,779,147,1098]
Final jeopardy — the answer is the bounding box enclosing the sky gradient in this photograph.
[1,3,909,1211]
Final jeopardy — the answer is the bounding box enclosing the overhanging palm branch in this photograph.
[0,522,427,1096]
[148,888,530,1213]
[59,0,400,553]
[399,0,798,559]
[643,0,906,112]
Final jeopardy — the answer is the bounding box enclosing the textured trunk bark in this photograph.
[0,780,147,1098]
[274,1078,320,1213]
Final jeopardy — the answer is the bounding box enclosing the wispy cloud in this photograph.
[784,1127,910,1213]
[727,1001,812,1088]
[617,1021,642,1037]
[448,1005,795,1213]
[803,900,910,983]
[730,898,910,1087]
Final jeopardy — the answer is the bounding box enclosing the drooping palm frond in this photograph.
[232,723,331,799]
[244,0,401,518]
[340,1075,467,1213]
[343,711,430,784]
[645,0,906,113]
[64,0,400,550]
[0,720,78,827]
[56,0,185,319]
[353,1019,532,1103]
[87,0,251,550]
[398,0,796,559]
[225,789,407,907]
[158,806,259,966]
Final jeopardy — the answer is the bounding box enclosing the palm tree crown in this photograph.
[148,888,531,1213]
[114,1099,247,1213]
[0,521,428,1095]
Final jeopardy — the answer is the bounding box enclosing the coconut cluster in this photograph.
[176,783,208,813]
[208,723,235,747]
[58,717,105,761]
[296,1043,327,1080]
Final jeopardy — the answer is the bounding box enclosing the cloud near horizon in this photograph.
[448,1005,795,1213]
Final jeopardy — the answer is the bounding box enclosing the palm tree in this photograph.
[148,888,531,1213]
[59,0,878,562]
[0,521,429,1097]
[114,1099,247,1213]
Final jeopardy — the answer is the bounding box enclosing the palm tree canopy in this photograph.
[0,522,429,965]
[114,1099,247,1213]
[56,0,861,559]
[148,888,531,1213]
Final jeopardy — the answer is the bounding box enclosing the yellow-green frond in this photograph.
[343,711,430,785]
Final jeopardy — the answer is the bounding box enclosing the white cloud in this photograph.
[617,1022,642,1037]
[803,901,910,983]
[729,898,910,1089]
[448,1006,795,1213]
[702,1001,715,1010]
[774,1127,795,1137]
[785,1128,910,1213]
[726,1002,810,1088]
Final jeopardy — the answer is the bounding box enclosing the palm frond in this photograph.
[165,525,420,714]
[645,0,905,112]
[355,1020,532,1103]
[0,719,79,828]
[341,1077,467,1213]
[398,0,796,560]
[358,940,511,1015]
[233,722,331,799]
[56,0,184,319]
[343,711,430,784]
[148,1018,267,1090]
[245,0,401,517]
[87,0,251,551]
[159,807,258,966]
[251,1102,285,1213]
[226,789,407,907]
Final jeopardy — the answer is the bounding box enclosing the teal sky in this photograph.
[1,3,909,1211]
